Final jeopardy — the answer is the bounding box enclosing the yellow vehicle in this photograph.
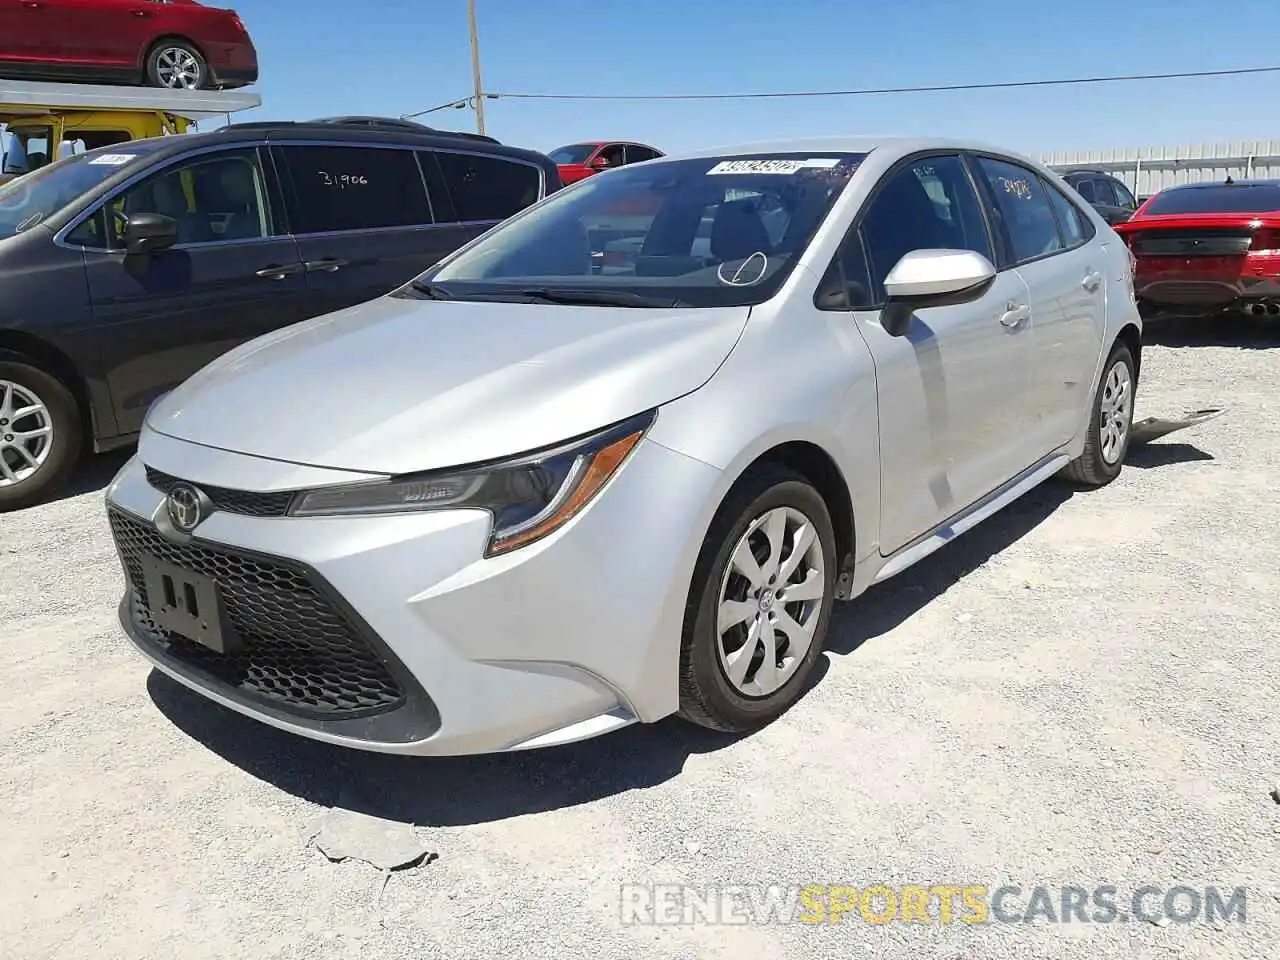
[1,78,259,183]
[0,109,191,182]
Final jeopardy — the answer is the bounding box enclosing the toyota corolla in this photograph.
[105,136,1142,756]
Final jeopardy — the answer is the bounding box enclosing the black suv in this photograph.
[0,119,561,509]
[1059,168,1139,225]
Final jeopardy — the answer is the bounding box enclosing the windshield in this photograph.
[548,144,598,165]
[412,152,867,308]
[1143,184,1280,215]
[0,146,156,239]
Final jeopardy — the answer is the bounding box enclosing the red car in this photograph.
[548,141,664,184]
[1113,179,1280,320]
[0,0,257,90]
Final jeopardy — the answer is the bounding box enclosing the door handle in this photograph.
[999,302,1030,329]
[1081,270,1102,292]
[131,7,150,15]
[254,264,302,280]
[22,2,44,8]
[304,258,348,273]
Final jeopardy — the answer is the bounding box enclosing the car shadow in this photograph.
[42,449,133,505]
[144,443,1204,825]
[1125,441,1213,469]
[1143,313,1280,349]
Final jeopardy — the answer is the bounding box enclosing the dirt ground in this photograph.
[2,316,1278,960]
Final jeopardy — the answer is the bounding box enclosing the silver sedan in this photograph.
[104,136,1141,755]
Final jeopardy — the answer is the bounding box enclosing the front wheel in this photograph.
[0,359,83,512]
[146,41,209,90]
[678,467,837,732]
[1060,342,1136,488]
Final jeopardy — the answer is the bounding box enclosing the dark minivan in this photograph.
[0,120,562,509]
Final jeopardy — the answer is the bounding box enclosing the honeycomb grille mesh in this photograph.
[110,510,404,717]
[145,466,294,518]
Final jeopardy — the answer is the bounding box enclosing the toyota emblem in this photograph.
[166,483,206,532]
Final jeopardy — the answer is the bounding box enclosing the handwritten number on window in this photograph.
[318,170,370,189]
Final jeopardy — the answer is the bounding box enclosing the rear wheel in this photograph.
[146,40,209,90]
[678,467,837,732]
[0,358,82,512]
[1060,342,1135,488]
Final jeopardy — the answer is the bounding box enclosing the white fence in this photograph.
[1034,140,1280,199]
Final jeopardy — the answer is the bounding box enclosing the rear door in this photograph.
[970,155,1105,454]
[273,142,458,316]
[76,145,308,434]
[35,0,140,66]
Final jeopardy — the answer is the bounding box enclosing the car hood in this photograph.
[145,294,749,475]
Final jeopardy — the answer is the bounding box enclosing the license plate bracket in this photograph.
[140,554,242,654]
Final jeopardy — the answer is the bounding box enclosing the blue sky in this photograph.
[224,0,1280,157]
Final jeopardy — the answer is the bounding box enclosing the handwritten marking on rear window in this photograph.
[318,170,369,189]
[997,176,1032,200]
[707,158,841,176]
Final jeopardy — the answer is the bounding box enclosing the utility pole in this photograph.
[467,0,485,136]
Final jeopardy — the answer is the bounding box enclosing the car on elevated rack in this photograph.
[549,140,664,184]
[102,135,1142,757]
[0,0,257,90]
[0,118,561,509]
[1113,178,1280,321]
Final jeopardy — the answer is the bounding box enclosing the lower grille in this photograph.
[145,466,294,518]
[110,509,404,718]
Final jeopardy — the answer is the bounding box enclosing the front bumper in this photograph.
[105,430,720,756]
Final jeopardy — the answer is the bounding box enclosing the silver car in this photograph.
[104,136,1141,756]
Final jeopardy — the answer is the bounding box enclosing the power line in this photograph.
[487,64,1280,103]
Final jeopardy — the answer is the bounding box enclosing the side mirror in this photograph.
[121,212,178,255]
[879,248,997,336]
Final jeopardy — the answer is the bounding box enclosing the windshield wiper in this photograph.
[403,280,456,300]
[513,288,685,308]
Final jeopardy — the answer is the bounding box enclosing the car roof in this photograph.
[119,121,553,167]
[662,135,1042,166]
[1160,178,1280,191]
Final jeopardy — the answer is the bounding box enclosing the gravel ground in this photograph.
[2,316,1278,960]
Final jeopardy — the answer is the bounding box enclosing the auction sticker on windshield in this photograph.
[88,154,137,166]
[707,158,841,175]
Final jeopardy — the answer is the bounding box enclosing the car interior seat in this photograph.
[209,162,265,240]
[709,199,773,263]
[863,173,953,282]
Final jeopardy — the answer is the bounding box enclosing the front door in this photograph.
[838,153,1036,554]
[971,155,1106,455]
[272,143,469,317]
[81,146,308,434]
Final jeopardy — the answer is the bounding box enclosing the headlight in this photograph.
[287,410,655,556]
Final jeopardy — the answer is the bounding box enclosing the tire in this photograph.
[677,466,837,733]
[0,357,83,512]
[1060,342,1136,488]
[145,40,209,90]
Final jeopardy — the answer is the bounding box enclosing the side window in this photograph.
[106,148,272,246]
[1110,178,1136,209]
[625,146,659,164]
[1042,177,1091,248]
[1073,178,1098,202]
[65,208,109,248]
[1090,177,1119,206]
[434,151,541,222]
[595,144,626,168]
[975,156,1065,264]
[816,229,875,310]
[279,145,431,234]
[859,154,993,301]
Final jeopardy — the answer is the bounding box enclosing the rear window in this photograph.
[1143,184,1280,215]
[434,151,542,222]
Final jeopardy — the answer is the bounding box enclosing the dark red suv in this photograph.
[0,0,257,90]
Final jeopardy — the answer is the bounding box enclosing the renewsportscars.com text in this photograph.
[619,883,1248,926]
